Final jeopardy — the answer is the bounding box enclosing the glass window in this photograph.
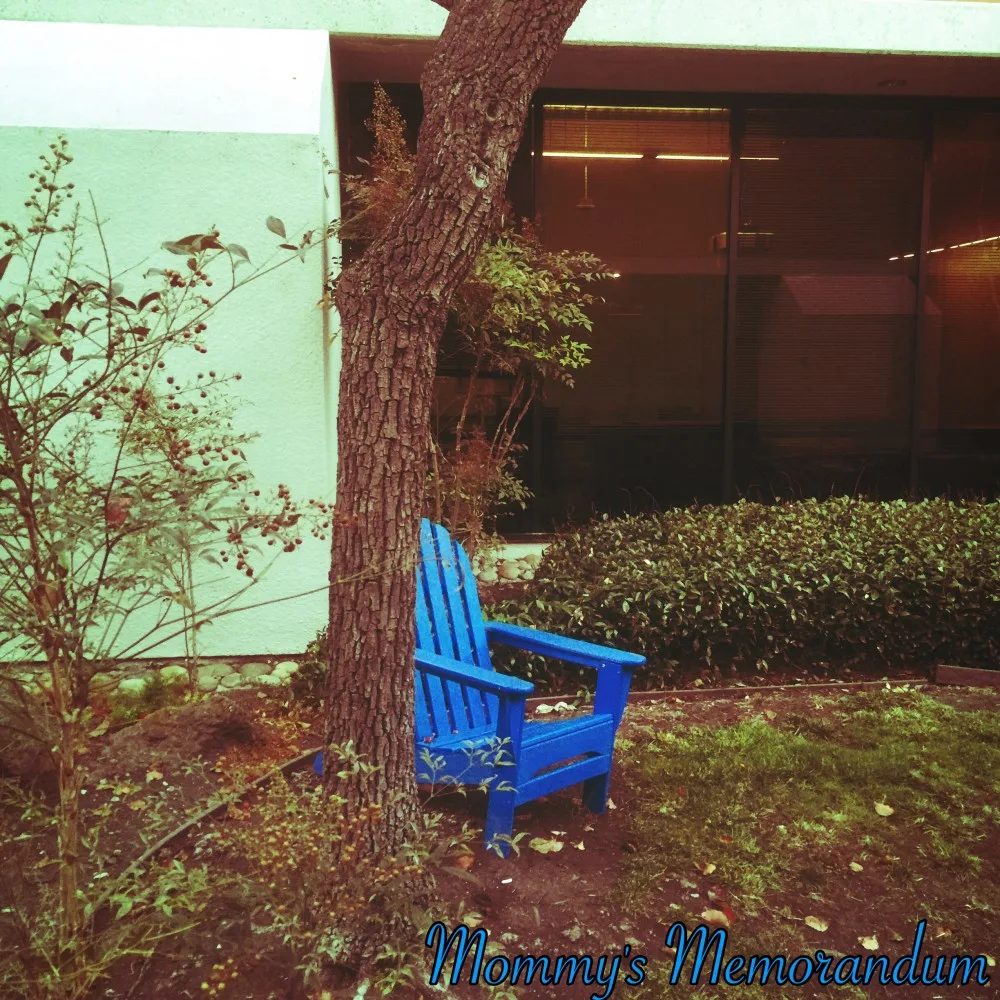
[537,105,729,524]
[733,108,924,500]
[920,111,1000,496]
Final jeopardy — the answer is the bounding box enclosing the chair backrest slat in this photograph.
[415,520,498,737]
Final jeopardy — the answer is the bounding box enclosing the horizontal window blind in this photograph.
[543,105,731,159]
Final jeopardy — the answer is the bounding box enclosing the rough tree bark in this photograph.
[324,0,587,854]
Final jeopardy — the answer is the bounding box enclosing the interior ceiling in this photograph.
[332,38,1000,98]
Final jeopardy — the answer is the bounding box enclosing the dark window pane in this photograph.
[734,108,923,500]
[919,111,1000,497]
[537,105,729,525]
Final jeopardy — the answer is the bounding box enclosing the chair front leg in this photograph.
[484,783,518,857]
[483,693,526,857]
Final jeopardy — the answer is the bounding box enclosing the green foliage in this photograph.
[219,753,477,993]
[0,777,216,1000]
[488,498,1000,689]
[106,672,187,726]
[289,625,328,707]
[432,226,612,554]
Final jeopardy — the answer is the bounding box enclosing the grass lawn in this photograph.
[613,684,999,997]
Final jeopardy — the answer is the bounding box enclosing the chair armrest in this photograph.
[484,621,646,671]
[415,648,535,697]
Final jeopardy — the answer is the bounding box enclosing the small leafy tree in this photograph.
[335,85,612,556]
[0,138,326,997]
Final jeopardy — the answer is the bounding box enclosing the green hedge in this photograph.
[485,498,1000,690]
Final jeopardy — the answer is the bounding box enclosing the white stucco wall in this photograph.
[0,22,339,657]
[0,0,999,56]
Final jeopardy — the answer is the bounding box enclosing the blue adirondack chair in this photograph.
[317,519,645,855]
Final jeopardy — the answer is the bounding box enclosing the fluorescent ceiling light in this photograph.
[655,154,779,162]
[656,153,727,162]
[545,104,727,114]
[542,151,643,159]
[544,152,778,161]
[889,235,1000,260]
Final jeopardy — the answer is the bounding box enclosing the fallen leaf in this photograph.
[700,909,730,929]
[804,915,829,932]
[529,837,564,854]
[934,927,952,939]
[534,703,556,715]
[563,924,583,942]
[859,934,879,950]
[874,801,894,817]
[550,830,567,836]
[583,824,595,832]
[719,835,733,844]
[697,862,717,875]
[764,709,777,720]
[145,769,163,783]
[454,855,474,871]
[849,861,864,872]
[462,912,483,928]
[984,955,996,968]
[573,841,585,851]
[607,798,617,810]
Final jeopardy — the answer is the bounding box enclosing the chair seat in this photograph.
[429,712,613,752]
[419,713,617,803]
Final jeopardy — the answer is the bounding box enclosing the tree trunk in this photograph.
[324,0,587,855]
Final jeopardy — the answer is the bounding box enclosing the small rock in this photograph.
[117,677,149,697]
[196,668,220,693]
[200,661,235,679]
[273,660,299,676]
[499,560,521,581]
[239,662,273,681]
[255,673,284,687]
[219,674,243,689]
[478,569,499,585]
[159,665,189,686]
[90,672,116,691]
[522,553,542,569]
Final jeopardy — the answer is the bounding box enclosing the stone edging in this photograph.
[11,657,302,700]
